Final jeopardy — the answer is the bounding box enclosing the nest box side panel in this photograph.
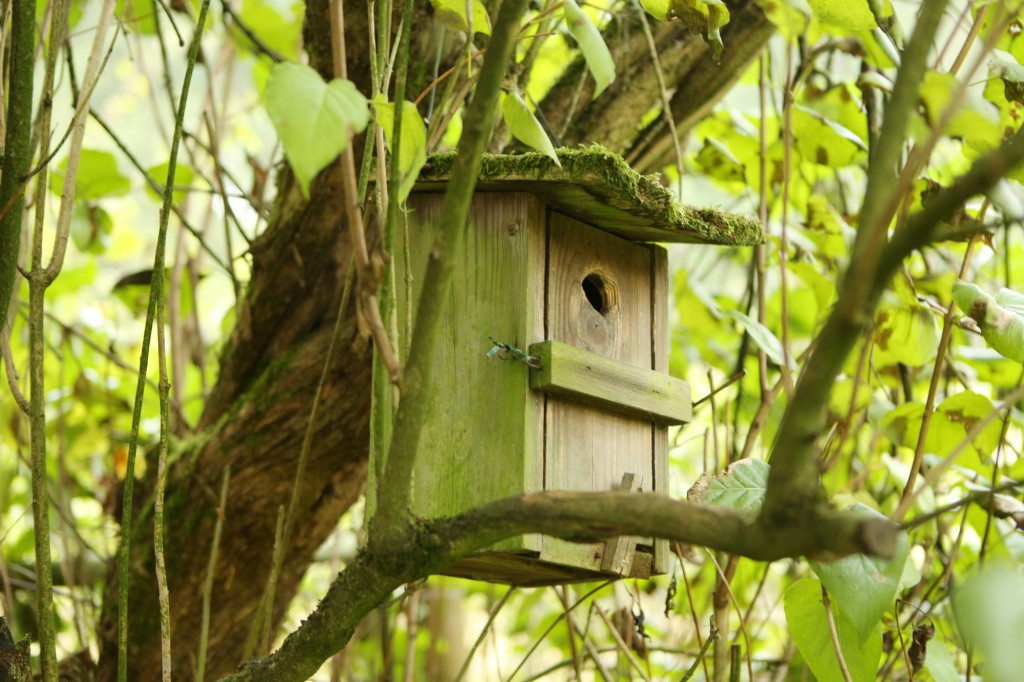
[396,192,546,541]
[543,213,655,496]
[651,245,672,574]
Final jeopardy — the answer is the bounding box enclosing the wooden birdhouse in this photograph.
[370,147,763,586]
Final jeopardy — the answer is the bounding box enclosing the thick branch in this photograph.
[222,491,896,682]
[540,0,772,161]
[0,0,34,331]
[762,0,950,519]
[762,113,1024,525]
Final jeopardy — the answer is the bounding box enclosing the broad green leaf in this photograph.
[997,286,1024,316]
[954,563,1024,681]
[925,639,960,682]
[50,149,131,201]
[687,458,769,521]
[724,309,793,369]
[639,0,730,62]
[562,0,615,98]
[806,0,876,29]
[371,97,427,203]
[69,204,113,255]
[919,71,1001,152]
[235,0,304,60]
[756,0,810,39]
[501,92,560,166]
[872,302,939,367]
[429,0,491,35]
[927,392,1002,461]
[803,195,854,260]
[953,282,1024,365]
[263,62,369,198]
[811,504,909,642]
[144,162,198,203]
[785,578,883,682]
[792,105,866,168]
[695,137,745,184]
[640,0,671,20]
[881,392,1001,464]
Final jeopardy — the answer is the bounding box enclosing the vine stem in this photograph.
[117,2,212,678]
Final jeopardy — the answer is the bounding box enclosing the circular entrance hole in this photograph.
[582,273,614,315]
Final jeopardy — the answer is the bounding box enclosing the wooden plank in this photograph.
[601,473,642,574]
[528,340,692,425]
[544,213,654,505]
[538,538,653,580]
[414,149,766,246]
[651,245,672,574]
[390,192,546,558]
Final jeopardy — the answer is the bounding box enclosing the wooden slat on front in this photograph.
[529,340,692,424]
[543,212,653,500]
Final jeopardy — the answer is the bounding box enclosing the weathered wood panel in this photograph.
[393,192,547,554]
[651,245,672,574]
[543,212,653,495]
[528,340,691,424]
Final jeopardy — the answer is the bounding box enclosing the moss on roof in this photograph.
[416,146,764,246]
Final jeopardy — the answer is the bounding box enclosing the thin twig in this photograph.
[893,386,1024,522]
[593,602,650,681]
[117,3,212,678]
[901,230,981,506]
[1,324,30,414]
[634,0,684,199]
[680,616,718,682]
[821,586,853,682]
[674,543,710,682]
[259,506,287,653]
[452,586,515,682]
[154,252,172,682]
[507,581,615,681]
[197,465,231,682]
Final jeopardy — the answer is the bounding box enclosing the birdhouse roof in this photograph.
[415,146,764,246]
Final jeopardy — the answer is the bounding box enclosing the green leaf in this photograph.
[144,162,198,203]
[880,392,1002,464]
[262,62,369,198]
[785,578,883,682]
[429,0,491,35]
[872,302,939,367]
[924,639,960,682]
[953,282,1024,365]
[927,392,1002,462]
[640,0,730,62]
[723,309,793,369]
[806,0,876,29]
[687,458,769,521]
[756,0,810,39]
[501,92,560,166]
[792,105,866,168]
[954,563,1024,681]
[69,204,113,255]
[50,149,131,201]
[811,504,909,642]
[234,0,304,60]
[371,97,428,203]
[639,0,671,20]
[919,71,1001,152]
[562,0,615,98]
